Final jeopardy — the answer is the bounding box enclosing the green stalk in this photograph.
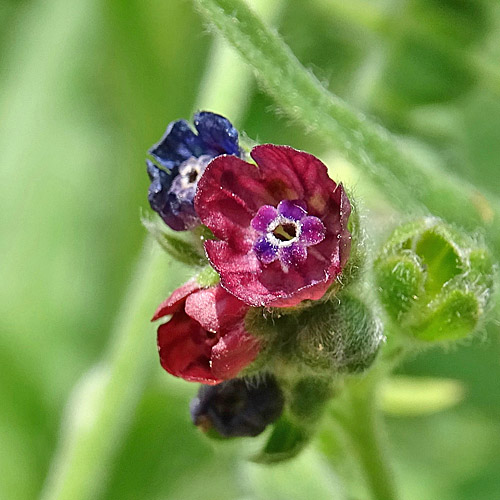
[330,369,399,500]
[193,0,500,252]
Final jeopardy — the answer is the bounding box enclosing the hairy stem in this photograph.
[194,0,500,252]
[330,369,399,500]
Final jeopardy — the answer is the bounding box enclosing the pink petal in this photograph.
[157,312,222,385]
[251,145,335,218]
[185,285,249,332]
[206,239,334,307]
[211,325,261,380]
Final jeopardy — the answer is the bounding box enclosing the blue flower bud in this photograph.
[375,217,495,342]
[190,375,284,438]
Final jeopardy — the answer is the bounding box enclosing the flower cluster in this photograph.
[146,112,377,444]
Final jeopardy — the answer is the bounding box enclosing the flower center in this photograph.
[272,222,297,242]
[187,168,199,184]
[251,200,326,271]
[268,218,301,247]
[176,155,212,189]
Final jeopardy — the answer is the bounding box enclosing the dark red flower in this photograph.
[153,281,260,384]
[195,144,351,307]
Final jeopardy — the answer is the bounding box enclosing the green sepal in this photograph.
[288,377,333,424]
[252,377,333,464]
[142,216,207,267]
[251,417,310,464]
[195,265,220,287]
[376,253,425,321]
[340,193,365,286]
[245,293,383,377]
[410,288,479,342]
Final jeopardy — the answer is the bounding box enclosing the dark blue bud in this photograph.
[190,376,284,438]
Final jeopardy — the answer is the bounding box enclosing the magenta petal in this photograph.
[278,244,307,271]
[195,155,275,250]
[338,184,352,268]
[199,146,351,307]
[251,145,334,218]
[277,200,307,221]
[301,216,326,246]
[254,236,278,265]
[251,205,278,232]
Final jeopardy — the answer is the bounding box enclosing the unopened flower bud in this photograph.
[374,217,495,342]
[190,375,284,438]
[294,293,384,374]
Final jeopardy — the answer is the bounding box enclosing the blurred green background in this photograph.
[1,0,500,499]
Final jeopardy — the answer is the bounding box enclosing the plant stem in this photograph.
[194,0,500,253]
[330,369,399,500]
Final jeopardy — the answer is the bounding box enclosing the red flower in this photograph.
[153,281,260,384]
[195,144,351,307]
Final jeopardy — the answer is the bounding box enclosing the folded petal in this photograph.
[146,161,172,214]
[185,285,249,332]
[152,280,201,320]
[149,120,205,168]
[194,111,240,157]
[157,311,221,385]
[211,324,261,380]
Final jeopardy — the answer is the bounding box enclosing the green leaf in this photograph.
[142,216,207,267]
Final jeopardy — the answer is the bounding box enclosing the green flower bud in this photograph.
[245,292,383,377]
[294,293,384,374]
[374,217,495,342]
